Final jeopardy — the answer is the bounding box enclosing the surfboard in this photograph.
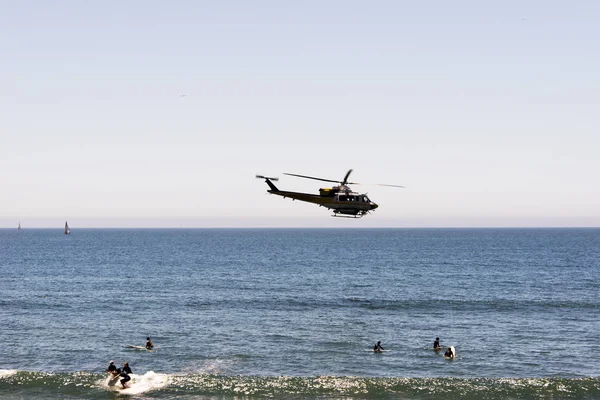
[108,381,132,393]
[106,373,120,386]
[117,383,145,395]
[444,346,456,359]
[126,344,157,351]
[127,345,146,350]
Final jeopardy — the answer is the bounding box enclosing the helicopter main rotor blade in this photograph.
[284,173,340,184]
[355,183,405,188]
[285,170,359,185]
[283,171,401,188]
[341,169,353,186]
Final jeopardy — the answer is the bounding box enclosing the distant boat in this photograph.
[18,221,22,231]
[64,221,71,235]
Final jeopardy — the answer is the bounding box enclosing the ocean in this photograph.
[1,228,599,399]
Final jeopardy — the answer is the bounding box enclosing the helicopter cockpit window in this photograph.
[339,195,347,202]
[363,196,369,202]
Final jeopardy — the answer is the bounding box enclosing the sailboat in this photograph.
[18,221,22,231]
[64,221,71,235]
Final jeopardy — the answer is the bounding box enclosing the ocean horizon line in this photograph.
[3,226,600,229]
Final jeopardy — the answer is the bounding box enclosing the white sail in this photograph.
[18,222,22,231]
[64,221,71,235]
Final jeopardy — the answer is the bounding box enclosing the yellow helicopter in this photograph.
[256,169,403,218]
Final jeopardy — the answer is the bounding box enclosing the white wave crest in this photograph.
[0,369,18,378]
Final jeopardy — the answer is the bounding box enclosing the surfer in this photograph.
[146,337,154,350]
[118,368,131,388]
[373,341,384,353]
[433,337,441,350]
[444,347,454,359]
[122,362,132,374]
[106,360,117,374]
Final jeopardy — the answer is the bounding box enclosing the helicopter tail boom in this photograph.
[256,175,280,192]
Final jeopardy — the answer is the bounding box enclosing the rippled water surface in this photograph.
[1,228,599,398]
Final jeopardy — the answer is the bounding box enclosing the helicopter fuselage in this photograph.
[260,178,378,217]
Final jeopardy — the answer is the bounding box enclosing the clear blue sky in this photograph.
[2,1,599,227]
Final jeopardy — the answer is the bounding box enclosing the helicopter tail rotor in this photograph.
[256,175,280,192]
[255,175,279,181]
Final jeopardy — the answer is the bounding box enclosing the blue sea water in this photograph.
[0,228,599,399]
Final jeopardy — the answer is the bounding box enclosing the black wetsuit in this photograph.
[123,365,132,374]
[107,363,117,373]
[120,371,131,386]
[433,340,440,349]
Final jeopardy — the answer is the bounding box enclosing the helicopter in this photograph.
[256,169,403,218]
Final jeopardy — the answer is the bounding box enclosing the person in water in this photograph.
[106,360,117,374]
[373,341,384,353]
[433,337,441,349]
[444,347,454,359]
[122,362,132,374]
[118,368,131,388]
[376,341,384,351]
[145,337,154,350]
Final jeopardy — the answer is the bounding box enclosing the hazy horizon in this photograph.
[4,216,600,229]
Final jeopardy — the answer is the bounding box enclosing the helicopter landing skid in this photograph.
[332,212,367,218]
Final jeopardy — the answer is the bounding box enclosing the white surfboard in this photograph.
[127,344,147,350]
[444,346,456,359]
[127,344,157,351]
[105,373,120,386]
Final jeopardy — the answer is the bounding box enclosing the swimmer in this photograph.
[433,337,441,350]
[145,337,154,350]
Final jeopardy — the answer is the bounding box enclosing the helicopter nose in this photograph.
[371,202,379,210]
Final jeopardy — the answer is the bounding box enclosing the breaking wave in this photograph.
[1,370,599,399]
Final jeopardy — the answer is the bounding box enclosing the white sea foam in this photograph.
[0,369,18,378]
